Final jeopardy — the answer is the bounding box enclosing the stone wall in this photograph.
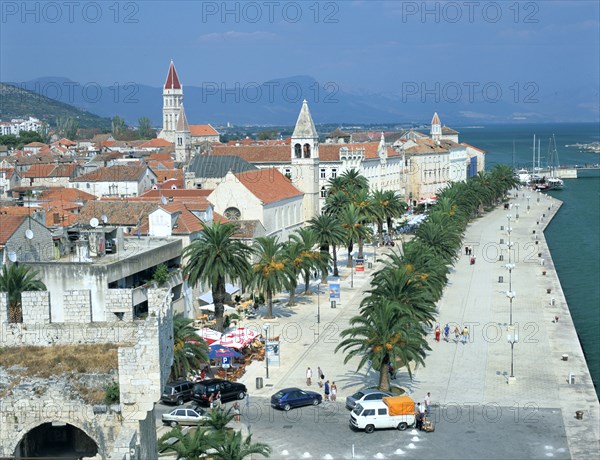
[63,290,92,323]
[0,292,6,323]
[105,289,133,322]
[21,291,50,324]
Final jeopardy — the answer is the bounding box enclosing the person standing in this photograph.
[214,391,222,411]
[306,367,312,386]
[317,366,323,381]
[424,392,431,416]
[324,380,330,401]
[233,401,241,422]
[453,325,460,343]
[462,326,469,344]
[443,324,450,342]
[330,382,337,401]
[434,324,441,342]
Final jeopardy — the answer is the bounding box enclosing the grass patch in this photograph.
[0,344,118,378]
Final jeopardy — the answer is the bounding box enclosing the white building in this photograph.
[69,164,157,198]
[0,117,45,136]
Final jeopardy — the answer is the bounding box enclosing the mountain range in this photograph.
[7,76,599,127]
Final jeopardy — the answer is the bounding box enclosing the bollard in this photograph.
[498,276,504,283]
[256,377,263,389]
[562,354,568,361]
[499,255,504,261]
[500,238,504,244]
[500,225,504,230]
[569,373,575,384]
[575,410,584,420]
[547,288,552,294]
[551,298,555,305]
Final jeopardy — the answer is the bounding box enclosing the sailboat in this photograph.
[546,135,564,190]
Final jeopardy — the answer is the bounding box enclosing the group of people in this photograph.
[415,392,432,430]
[434,323,470,344]
[465,246,476,265]
[207,391,241,422]
[306,366,337,401]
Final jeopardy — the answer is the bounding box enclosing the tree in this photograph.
[0,264,46,323]
[203,407,235,431]
[251,236,288,319]
[158,427,214,460]
[171,313,209,381]
[281,240,303,306]
[0,134,18,148]
[291,227,327,295]
[336,299,430,392]
[111,115,127,138]
[208,430,271,460]
[57,116,79,140]
[16,130,44,147]
[338,204,371,267]
[308,214,346,278]
[137,116,155,139]
[183,221,253,332]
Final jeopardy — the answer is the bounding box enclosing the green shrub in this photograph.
[152,264,170,285]
[104,381,120,405]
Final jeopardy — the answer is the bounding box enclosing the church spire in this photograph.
[430,112,442,142]
[292,100,318,139]
[164,60,181,90]
[175,104,189,132]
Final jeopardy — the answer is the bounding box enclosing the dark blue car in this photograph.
[271,387,322,411]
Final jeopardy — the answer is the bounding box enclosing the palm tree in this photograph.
[351,188,377,259]
[203,407,235,431]
[171,313,209,381]
[338,168,369,192]
[338,204,371,267]
[281,240,303,306]
[208,430,271,460]
[308,214,346,278]
[251,236,288,319]
[322,190,350,217]
[157,427,214,459]
[336,299,430,392]
[291,227,327,295]
[0,263,46,323]
[183,221,253,332]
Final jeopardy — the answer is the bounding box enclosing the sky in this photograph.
[1,0,599,120]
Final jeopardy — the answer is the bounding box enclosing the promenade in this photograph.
[237,192,599,459]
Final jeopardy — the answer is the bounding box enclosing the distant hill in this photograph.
[0,82,112,130]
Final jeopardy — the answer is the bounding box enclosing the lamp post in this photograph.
[350,258,354,288]
[506,289,516,326]
[263,324,270,379]
[316,278,321,324]
[507,333,519,383]
[515,203,520,220]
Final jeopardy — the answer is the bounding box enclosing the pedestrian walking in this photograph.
[465,245,468,255]
[319,373,325,388]
[443,324,450,342]
[453,325,460,343]
[208,392,214,409]
[434,324,441,342]
[317,367,323,382]
[306,367,312,386]
[214,391,222,410]
[330,382,337,401]
[462,326,469,344]
[324,380,330,401]
[233,401,241,422]
[424,392,431,416]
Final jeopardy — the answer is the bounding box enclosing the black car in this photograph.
[161,380,195,405]
[271,387,322,411]
[192,379,247,406]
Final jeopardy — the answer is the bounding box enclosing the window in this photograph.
[224,207,241,221]
[320,169,326,179]
[86,183,90,189]
[303,143,311,158]
[294,143,302,159]
[378,408,388,415]
[364,409,375,416]
[331,169,337,179]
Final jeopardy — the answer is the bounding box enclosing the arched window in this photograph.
[294,143,302,158]
[303,143,311,158]
[224,207,241,221]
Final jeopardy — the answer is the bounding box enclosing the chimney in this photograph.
[53,212,60,225]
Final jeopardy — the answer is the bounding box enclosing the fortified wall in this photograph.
[0,286,174,459]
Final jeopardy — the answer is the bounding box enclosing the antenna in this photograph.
[101,215,108,224]
[25,229,34,240]
[90,217,99,228]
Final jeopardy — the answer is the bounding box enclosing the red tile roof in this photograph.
[141,138,173,148]
[39,187,97,202]
[22,163,76,178]
[139,189,212,199]
[234,168,302,204]
[0,215,26,245]
[24,142,48,148]
[189,124,219,136]
[71,165,151,182]
[164,60,181,90]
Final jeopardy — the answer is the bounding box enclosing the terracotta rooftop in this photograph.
[39,187,97,202]
[139,189,212,199]
[442,126,459,135]
[76,200,158,227]
[71,165,151,182]
[24,142,48,148]
[0,215,26,245]
[141,138,173,148]
[22,163,76,178]
[431,112,441,125]
[234,168,302,204]
[189,124,219,136]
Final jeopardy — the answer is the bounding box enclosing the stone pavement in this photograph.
[236,192,599,459]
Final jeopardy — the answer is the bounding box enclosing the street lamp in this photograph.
[263,324,270,379]
[506,289,516,326]
[507,333,519,383]
[316,278,321,324]
[515,203,520,220]
[350,258,354,289]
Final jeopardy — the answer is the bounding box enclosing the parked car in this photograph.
[162,407,208,427]
[271,387,322,411]
[192,378,247,406]
[345,389,392,410]
[161,380,195,405]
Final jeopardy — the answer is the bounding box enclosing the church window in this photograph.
[294,144,302,158]
[303,144,311,158]
[178,137,182,146]
[224,207,241,221]
[331,169,337,179]
[320,169,326,179]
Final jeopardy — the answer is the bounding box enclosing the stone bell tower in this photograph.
[159,60,183,143]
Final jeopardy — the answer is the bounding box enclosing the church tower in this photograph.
[159,60,183,143]
[175,104,191,163]
[430,112,442,142]
[291,100,320,221]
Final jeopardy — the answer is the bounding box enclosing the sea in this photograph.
[459,122,600,397]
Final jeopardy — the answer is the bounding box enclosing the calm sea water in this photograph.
[459,123,600,396]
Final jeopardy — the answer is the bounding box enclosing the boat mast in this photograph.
[512,139,515,170]
[532,134,536,171]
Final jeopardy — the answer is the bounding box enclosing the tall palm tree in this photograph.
[281,240,303,306]
[203,407,235,431]
[171,313,209,381]
[291,227,327,295]
[0,263,46,323]
[158,427,214,460]
[338,204,371,267]
[208,430,271,460]
[336,299,430,392]
[338,168,369,192]
[251,236,288,319]
[351,188,377,259]
[183,221,253,332]
[322,190,350,217]
[308,214,346,278]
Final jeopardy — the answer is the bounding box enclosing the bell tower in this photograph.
[430,112,442,142]
[159,60,183,143]
[175,104,191,163]
[291,100,320,220]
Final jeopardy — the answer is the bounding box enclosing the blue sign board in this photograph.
[329,281,341,302]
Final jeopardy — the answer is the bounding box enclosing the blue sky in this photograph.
[1,1,599,119]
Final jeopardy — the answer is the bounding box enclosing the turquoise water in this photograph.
[459,123,600,396]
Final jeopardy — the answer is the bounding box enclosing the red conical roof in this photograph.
[431,112,441,125]
[164,60,181,90]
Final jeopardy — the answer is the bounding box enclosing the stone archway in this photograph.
[13,421,99,459]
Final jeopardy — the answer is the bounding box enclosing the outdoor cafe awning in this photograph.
[197,284,240,304]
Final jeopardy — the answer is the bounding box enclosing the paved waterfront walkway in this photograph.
[237,192,599,459]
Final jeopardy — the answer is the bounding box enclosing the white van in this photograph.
[349,397,415,433]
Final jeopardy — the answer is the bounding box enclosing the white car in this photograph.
[162,407,208,427]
